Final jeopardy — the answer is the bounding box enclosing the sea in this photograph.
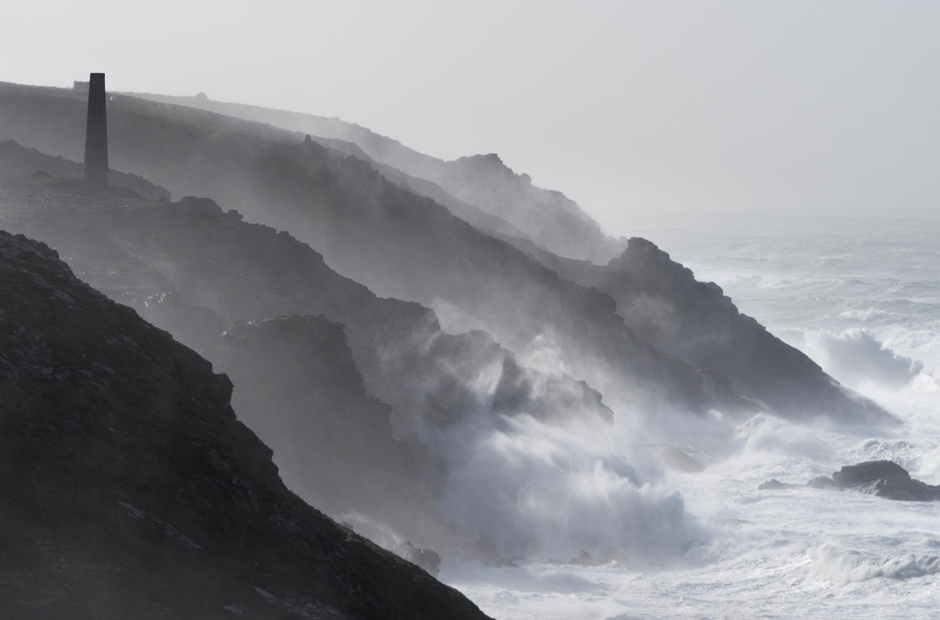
[443,213,940,619]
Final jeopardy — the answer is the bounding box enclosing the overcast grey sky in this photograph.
[4,1,939,234]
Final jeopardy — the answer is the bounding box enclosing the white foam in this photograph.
[444,215,940,619]
[809,543,940,583]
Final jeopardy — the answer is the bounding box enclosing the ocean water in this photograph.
[443,214,940,619]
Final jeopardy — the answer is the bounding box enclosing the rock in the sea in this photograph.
[760,460,940,501]
[832,460,910,486]
[832,461,940,501]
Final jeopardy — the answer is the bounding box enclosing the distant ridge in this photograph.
[127,91,627,263]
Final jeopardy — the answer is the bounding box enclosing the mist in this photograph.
[4,1,940,235]
[2,3,939,619]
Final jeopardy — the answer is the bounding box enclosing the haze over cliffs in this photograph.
[0,76,904,614]
[0,152,692,563]
[0,81,890,426]
[127,91,628,264]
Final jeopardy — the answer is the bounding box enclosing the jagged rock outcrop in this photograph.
[760,461,940,501]
[0,173,618,559]
[125,92,625,263]
[429,152,626,263]
[0,230,490,619]
[512,236,896,425]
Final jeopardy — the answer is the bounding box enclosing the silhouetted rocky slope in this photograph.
[127,91,625,263]
[510,236,894,424]
[367,159,538,243]
[0,230,489,620]
[217,315,450,550]
[0,82,755,420]
[0,172,615,557]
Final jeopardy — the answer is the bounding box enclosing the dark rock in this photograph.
[218,315,447,546]
[833,460,910,486]
[768,461,940,501]
[515,236,897,425]
[832,461,940,501]
[0,230,490,619]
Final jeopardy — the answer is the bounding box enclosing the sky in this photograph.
[3,1,939,235]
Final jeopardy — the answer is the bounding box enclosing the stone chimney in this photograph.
[83,73,109,189]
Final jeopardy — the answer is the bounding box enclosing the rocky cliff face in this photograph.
[217,315,450,551]
[0,82,756,420]
[0,230,490,619]
[125,91,625,263]
[90,89,892,425]
[431,152,626,263]
[0,171,618,559]
[505,234,896,425]
[761,461,940,501]
[601,239,891,423]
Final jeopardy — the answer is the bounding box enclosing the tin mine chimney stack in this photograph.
[83,72,109,189]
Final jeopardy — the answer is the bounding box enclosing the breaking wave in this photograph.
[809,543,940,583]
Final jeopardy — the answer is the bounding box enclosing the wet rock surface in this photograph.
[760,461,940,501]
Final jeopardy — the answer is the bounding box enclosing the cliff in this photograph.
[0,169,617,559]
[0,86,756,421]
[126,91,625,263]
[0,230,489,619]
[510,236,895,424]
[0,84,894,425]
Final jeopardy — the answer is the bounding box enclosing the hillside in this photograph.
[0,82,757,421]
[0,164,619,559]
[505,235,895,423]
[0,229,489,619]
[0,82,893,425]
[128,91,626,263]
[114,90,896,424]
